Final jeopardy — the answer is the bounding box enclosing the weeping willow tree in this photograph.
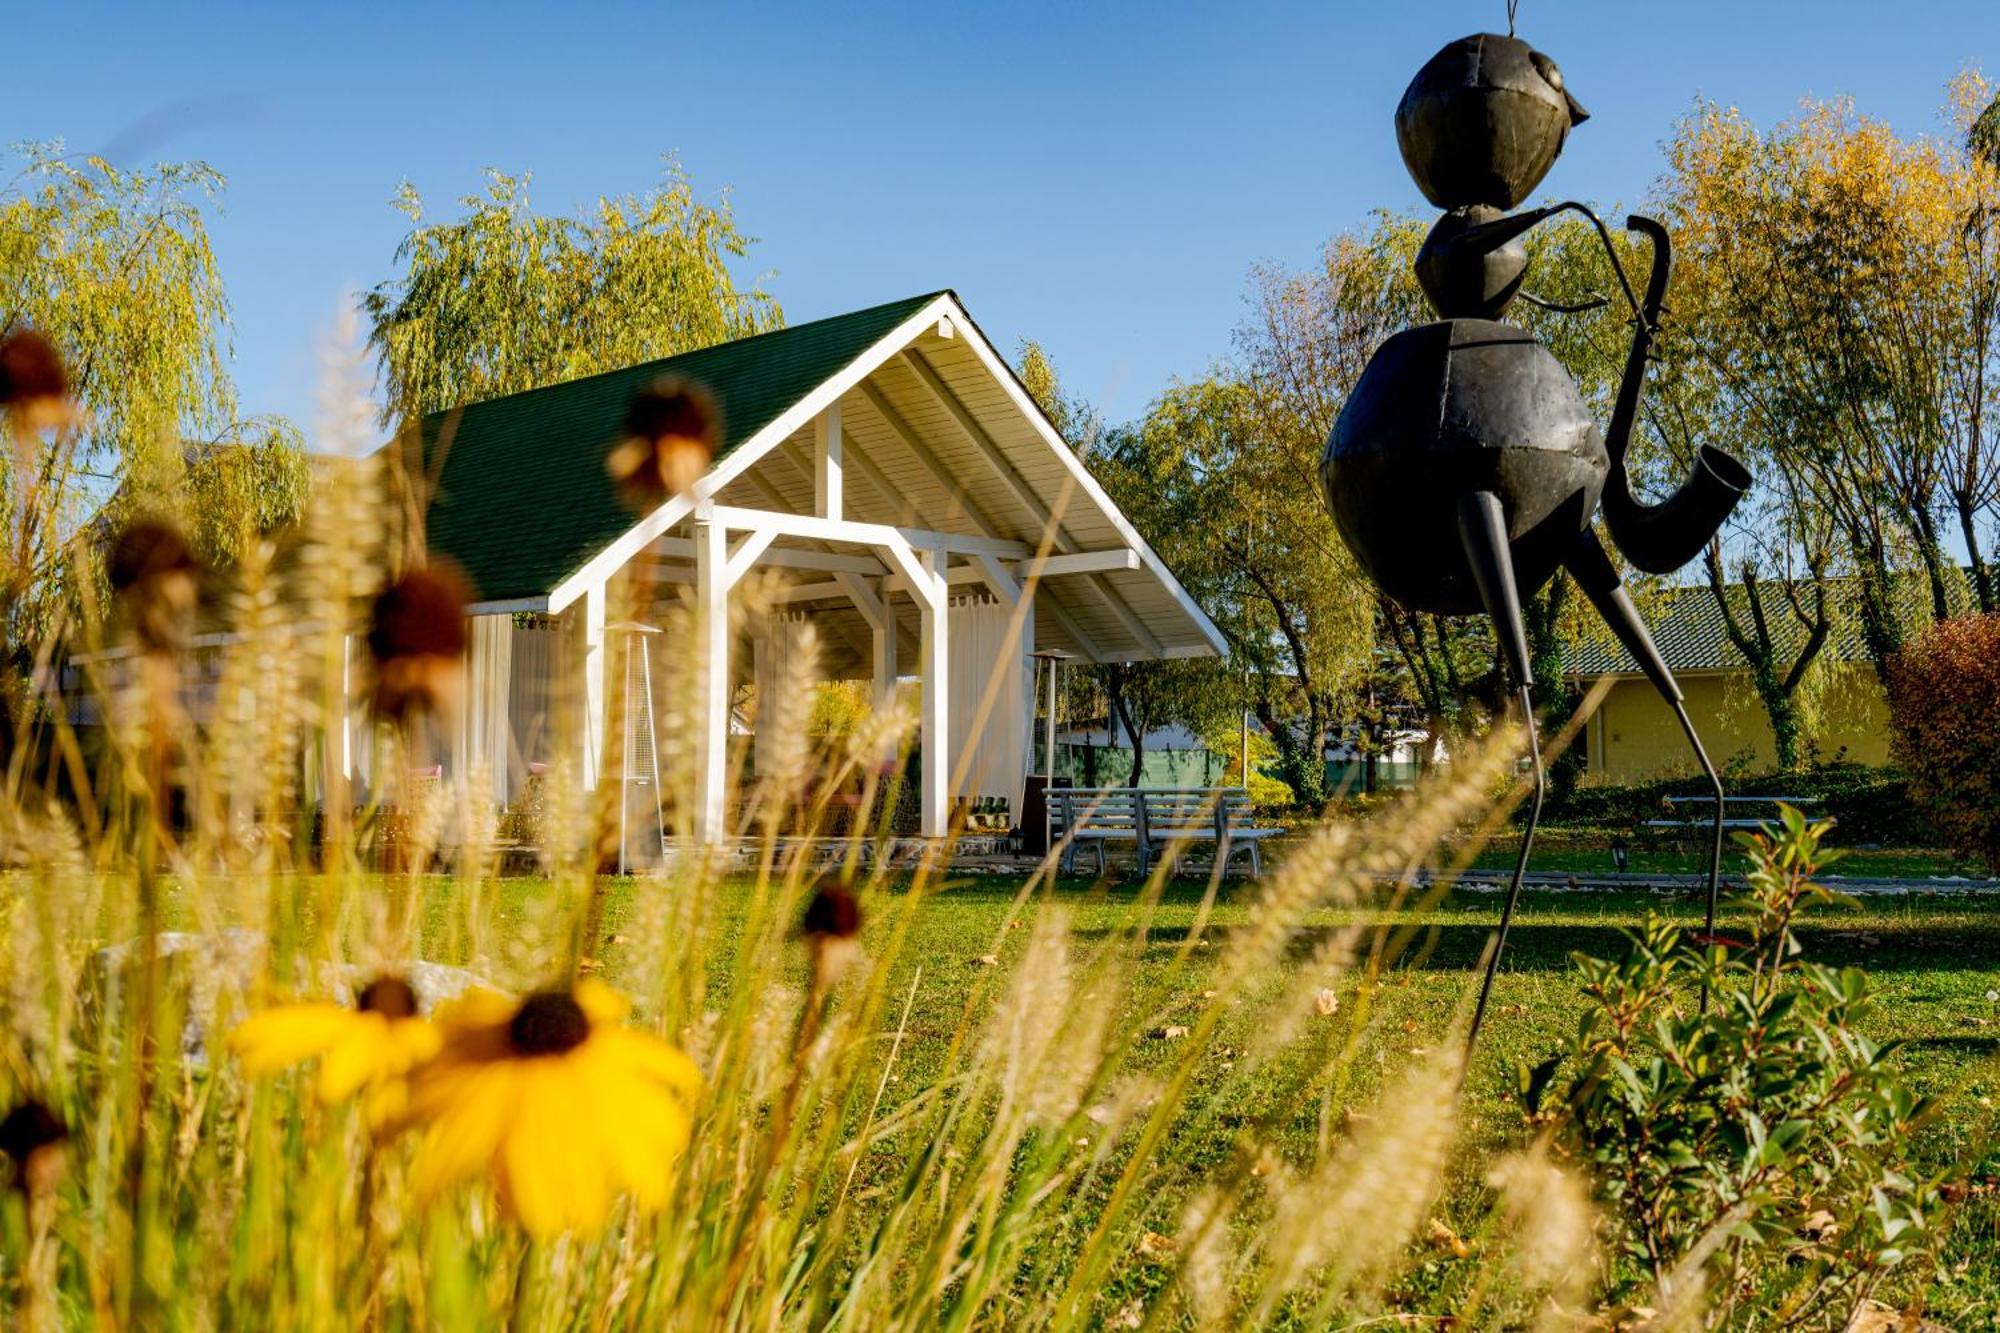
[0,144,306,664]
[363,162,782,423]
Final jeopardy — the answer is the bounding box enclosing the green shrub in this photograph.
[1529,809,1956,1323]
[1885,613,2000,872]
[1546,763,1940,846]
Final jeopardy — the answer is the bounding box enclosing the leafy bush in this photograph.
[1885,613,2000,871]
[1548,763,1940,846]
[1530,809,1955,1324]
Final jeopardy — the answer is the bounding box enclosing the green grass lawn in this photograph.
[1451,831,1989,880]
[436,869,2000,1324]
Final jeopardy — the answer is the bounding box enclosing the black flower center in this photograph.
[508,991,590,1056]
[357,975,419,1020]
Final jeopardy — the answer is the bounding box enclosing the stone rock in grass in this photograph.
[83,929,485,1068]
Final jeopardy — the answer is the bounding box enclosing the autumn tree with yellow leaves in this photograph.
[1655,80,2000,684]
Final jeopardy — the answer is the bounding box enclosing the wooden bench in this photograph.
[1642,794,1821,831]
[1053,786,1283,878]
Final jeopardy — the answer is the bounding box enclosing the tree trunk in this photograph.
[1956,490,1995,614]
[1911,503,1954,624]
[1853,558,1905,690]
[1254,698,1319,806]
[1111,687,1146,787]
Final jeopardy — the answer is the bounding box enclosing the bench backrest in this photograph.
[1054,787,1257,840]
[1138,787,1238,834]
[1052,787,1145,836]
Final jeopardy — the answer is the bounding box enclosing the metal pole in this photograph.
[1043,656,1057,783]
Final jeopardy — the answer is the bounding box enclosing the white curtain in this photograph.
[753,613,816,776]
[503,616,563,804]
[456,614,514,800]
[947,595,1026,816]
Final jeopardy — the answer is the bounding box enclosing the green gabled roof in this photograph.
[1565,571,1956,676]
[416,292,946,603]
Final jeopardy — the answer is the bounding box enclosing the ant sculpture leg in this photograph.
[1564,528,1726,1010]
[1455,493,1546,1057]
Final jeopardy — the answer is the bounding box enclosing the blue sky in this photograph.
[8,1,1997,441]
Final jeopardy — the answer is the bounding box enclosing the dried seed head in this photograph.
[0,1099,69,1196]
[109,518,202,655]
[508,991,590,1056]
[0,329,74,431]
[367,564,469,722]
[607,377,719,511]
[356,974,419,1020]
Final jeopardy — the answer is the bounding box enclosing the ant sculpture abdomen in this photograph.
[1319,30,1754,1053]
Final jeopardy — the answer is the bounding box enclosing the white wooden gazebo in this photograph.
[413,291,1224,840]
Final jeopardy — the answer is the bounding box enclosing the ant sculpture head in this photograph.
[1398,34,1590,321]
[1396,33,1588,212]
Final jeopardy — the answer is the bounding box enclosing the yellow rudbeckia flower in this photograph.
[229,976,442,1127]
[399,979,701,1238]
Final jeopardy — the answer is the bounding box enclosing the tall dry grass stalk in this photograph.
[0,350,1609,1330]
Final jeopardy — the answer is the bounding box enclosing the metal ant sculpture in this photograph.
[1321,31,1754,1051]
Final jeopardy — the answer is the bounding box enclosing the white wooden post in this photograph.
[814,402,843,522]
[917,546,950,838]
[581,581,606,790]
[1017,583,1035,823]
[694,516,731,843]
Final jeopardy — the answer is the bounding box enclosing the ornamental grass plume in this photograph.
[1257,1043,1464,1320]
[397,979,700,1238]
[607,376,719,510]
[228,975,440,1128]
[366,563,469,722]
[1488,1143,1602,1329]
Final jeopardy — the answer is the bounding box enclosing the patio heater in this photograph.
[611,621,668,873]
[1020,649,1074,857]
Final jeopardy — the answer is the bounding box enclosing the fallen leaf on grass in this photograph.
[1136,1230,1176,1261]
[1426,1217,1470,1258]
[1156,1025,1190,1040]
[1314,987,1340,1016]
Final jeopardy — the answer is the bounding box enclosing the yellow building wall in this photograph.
[1584,665,1893,782]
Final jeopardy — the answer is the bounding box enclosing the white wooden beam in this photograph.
[724,530,779,586]
[1032,549,1140,576]
[705,505,1029,560]
[778,433,919,531]
[975,553,1022,606]
[915,546,949,838]
[773,579,849,605]
[467,595,551,616]
[814,403,843,521]
[645,540,888,578]
[581,580,607,790]
[693,518,730,843]
[546,295,957,615]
